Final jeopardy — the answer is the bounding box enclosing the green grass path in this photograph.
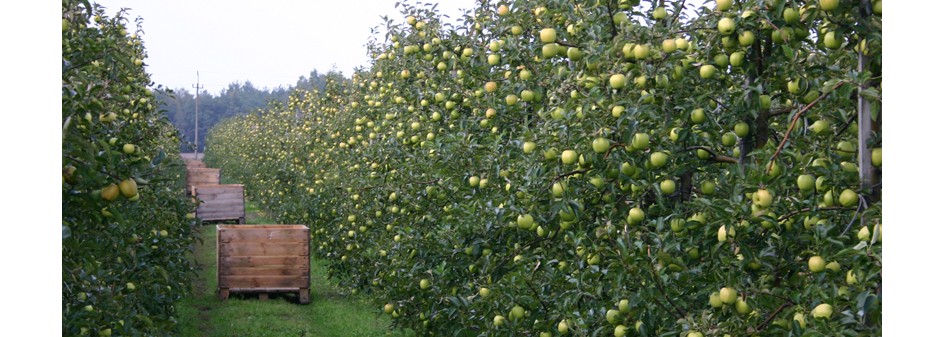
[175,200,403,337]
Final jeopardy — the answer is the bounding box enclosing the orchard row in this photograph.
[206,0,881,336]
[62,1,196,335]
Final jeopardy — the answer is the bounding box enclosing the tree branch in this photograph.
[750,301,794,334]
[766,81,846,174]
[778,206,851,222]
[685,146,738,164]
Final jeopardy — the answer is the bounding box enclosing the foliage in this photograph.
[157,69,339,153]
[206,0,882,336]
[62,0,196,335]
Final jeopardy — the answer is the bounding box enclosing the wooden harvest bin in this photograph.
[194,184,246,224]
[185,160,207,169]
[186,168,221,195]
[217,225,311,304]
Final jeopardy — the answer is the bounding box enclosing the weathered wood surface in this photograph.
[195,184,244,221]
[186,168,221,194]
[216,225,311,303]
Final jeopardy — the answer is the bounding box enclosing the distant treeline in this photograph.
[157,68,339,152]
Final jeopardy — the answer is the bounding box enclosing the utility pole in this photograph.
[193,71,203,159]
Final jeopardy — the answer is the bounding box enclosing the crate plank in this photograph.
[219,275,308,288]
[220,267,309,276]
[220,256,308,268]
[219,242,309,256]
[219,228,308,243]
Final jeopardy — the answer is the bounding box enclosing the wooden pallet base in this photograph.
[218,287,310,304]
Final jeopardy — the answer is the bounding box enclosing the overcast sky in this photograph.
[92,0,476,94]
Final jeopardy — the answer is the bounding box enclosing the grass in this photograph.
[176,199,406,337]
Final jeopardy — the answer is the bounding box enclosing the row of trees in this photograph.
[62,1,196,335]
[207,0,881,336]
[157,69,339,153]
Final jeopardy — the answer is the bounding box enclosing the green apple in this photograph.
[810,120,830,134]
[632,133,650,150]
[783,8,800,24]
[824,31,843,49]
[732,299,751,317]
[510,305,525,319]
[871,148,881,166]
[123,143,136,154]
[606,309,621,324]
[690,108,706,124]
[660,179,676,195]
[552,182,565,197]
[793,312,807,328]
[661,39,677,53]
[752,189,773,207]
[618,299,630,313]
[839,189,858,207]
[561,150,578,165]
[702,180,716,195]
[610,74,627,89]
[650,151,668,168]
[716,133,735,147]
[717,0,733,11]
[846,270,859,285]
[820,0,839,11]
[468,176,480,187]
[627,207,645,224]
[506,94,518,106]
[612,105,625,117]
[812,303,833,319]
[825,261,841,273]
[739,30,755,46]
[558,320,569,334]
[729,51,745,67]
[517,214,535,229]
[797,174,815,191]
[420,278,431,290]
[719,287,737,304]
[542,43,559,58]
[592,137,611,153]
[523,141,537,154]
[709,292,723,308]
[633,44,650,60]
[808,255,826,272]
[836,141,855,158]
[688,332,704,337]
[653,6,667,19]
[614,325,628,337]
[487,54,500,65]
[540,28,557,43]
[567,47,583,61]
[734,122,749,137]
[494,315,506,326]
[700,65,717,79]
[717,17,735,35]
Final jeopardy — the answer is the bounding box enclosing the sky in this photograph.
[92,0,477,94]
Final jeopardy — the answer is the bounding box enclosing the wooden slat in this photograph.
[219,242,309,256]
[196,194,244,203]
[196,199,245,208]
[219,275,309,288]
[219,228,308,243]
[220,266,309,276]
[220,256,308,268]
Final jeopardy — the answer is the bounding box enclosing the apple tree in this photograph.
[206,0,881,336]
[62,0,196,335]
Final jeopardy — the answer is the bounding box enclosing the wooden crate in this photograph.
[194,184,245,223]
[217,225,311,303]
[185,160,207,169]
[186,168,221,194]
